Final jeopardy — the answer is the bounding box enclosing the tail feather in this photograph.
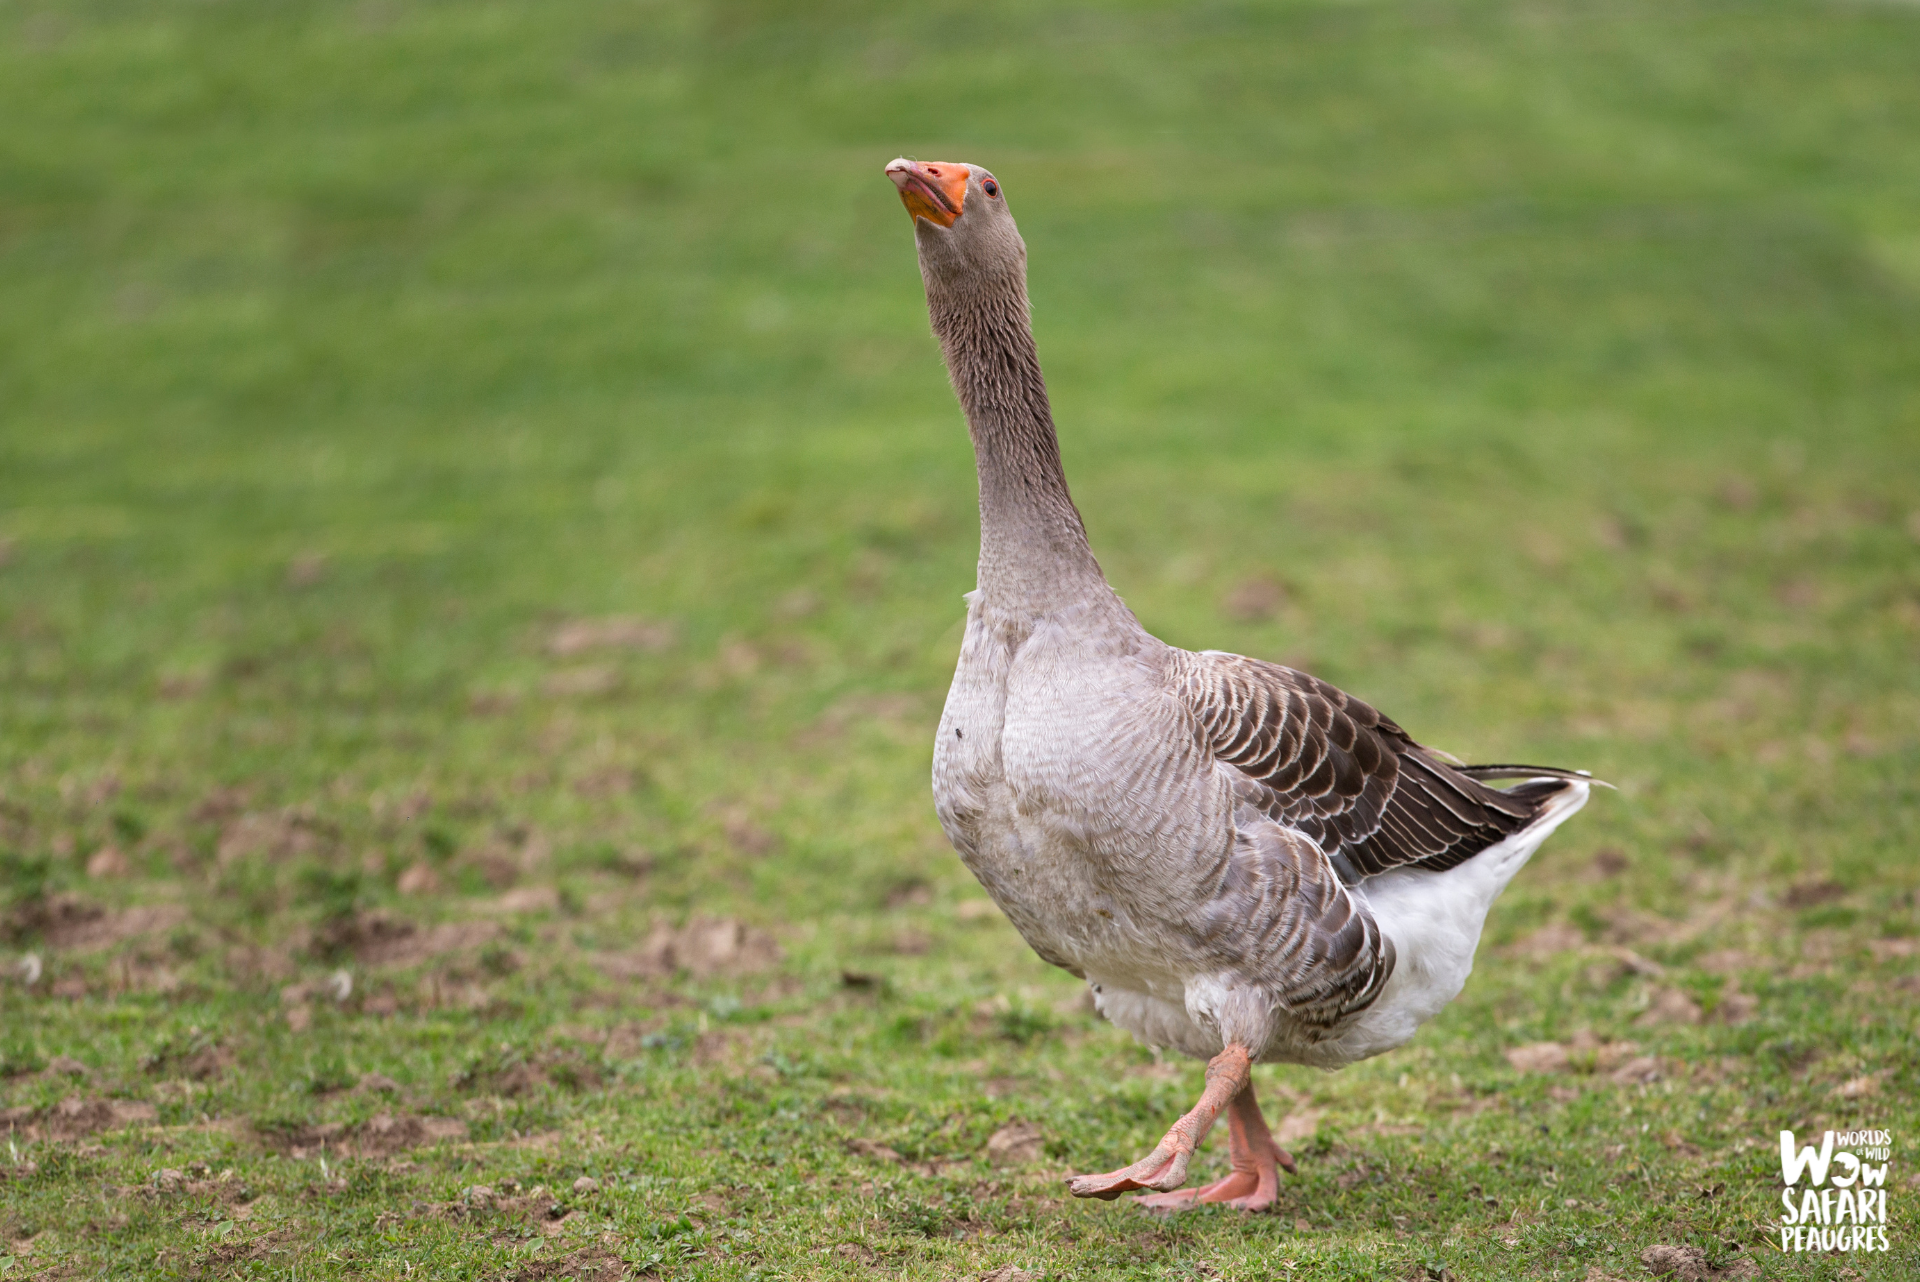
[1455,763,1613,789]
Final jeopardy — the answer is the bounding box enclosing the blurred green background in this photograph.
[2,1,1918,1278]
[5,0,1915,901]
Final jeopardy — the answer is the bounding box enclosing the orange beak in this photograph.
[885,158,967,228]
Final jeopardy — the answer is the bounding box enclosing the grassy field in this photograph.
[3,0,1919,1277]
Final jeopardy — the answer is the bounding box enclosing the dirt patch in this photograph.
[348,915,501,968]
[224,944,297,983]
[1501,922,1584,959]
[1783,880,1847,910]
[1,1095,158,1142]
[253,1111,467,1159]
[1835,1070,1891,1099]
[188,1226,298,1272]
[496,1062,553,1095]
[407,1181,578,1235]
[890,929,932,956]
[76,903,185,953]
[1868,938,1920,963]
[847,1136,968,1179]
[985,1121,1044,1167]
[596,917,781,980]
[413,970,501,1014]
[587,1018,666,1059]
[1274,1109,1323,1145]
[1507,1042,1571,1074]
[718,808,777,857]
[9,895,188,952]
[217,809,337,866]
[1708,986,1758,1025]
[189,787,254,824]
[688,1187,731,1216]
[145,1168,257,1206]
[1694,949,1757,974]
[1610,1055,1662,1085]
[1636,987,1703,1027]
[86,845,130,879]
[547,616,675,657]
[491,1130,568,1154]
[979,1265,1040,1282]
[1589,847,1631,878]
[572,767,636,799]
[1639,1245,1759,1280]
[449,1043,600,1096]
[1221,573,1288,621]
[502,1245,631,1280]
[397,862,443,895]
[309,909,419,961]
[1505,1031,1648,1080]
[544,666,620,697]
[489,886,560,915]
[144,1042,235,1081]
[849,1137,905,1163]
[692,1027,760,1070]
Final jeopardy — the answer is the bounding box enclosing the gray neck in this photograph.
[924,268,1111,618]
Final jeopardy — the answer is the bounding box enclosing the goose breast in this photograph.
[934,597,1233,996]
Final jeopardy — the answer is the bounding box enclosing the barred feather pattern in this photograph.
[1195,795,1397,1032]
[1176,651,1570,877]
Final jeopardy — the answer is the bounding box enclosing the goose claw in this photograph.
[1073,1049,1296,1214]
[1065,1045,1251,1202]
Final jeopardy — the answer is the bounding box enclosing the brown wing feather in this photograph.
[1177,651,1569,878]
[1195,798,1396,1031]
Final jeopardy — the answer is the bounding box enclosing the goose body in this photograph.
[887,156,1594,1210]
[934,586,1589,1074]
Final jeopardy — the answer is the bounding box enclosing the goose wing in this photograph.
[1175,650,1572,877]
[1196,806,1398,1030]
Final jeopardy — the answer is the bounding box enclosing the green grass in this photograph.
[3,0,1918,1278]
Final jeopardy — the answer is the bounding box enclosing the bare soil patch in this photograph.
[1639,1244,1759,1280]
[145,1168,258,1210]
[328,912,502,967]
[546,616,675,657]
[596,916,780,980]
[985,1121,1044,1166]
[1,1095,158,1141]
[253,1111,467,1159]
[502,1245,630,1280]
[217,809,337,866]
[172,1225,300,1275]
[1501,922,1584,959]
[1504,1031,1654,1083]
[405,1181,580,1237]
[7,895,188,952]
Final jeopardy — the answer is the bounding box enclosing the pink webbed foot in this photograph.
[1064,1142,1194,1200]
[1134,1074,1296,1213]
[1134,1168,1260,1211]
[1066,1046,1251,1201]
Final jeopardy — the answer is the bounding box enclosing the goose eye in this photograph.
[983,180,999,197]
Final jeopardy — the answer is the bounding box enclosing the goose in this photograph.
[885,157,1597,1212]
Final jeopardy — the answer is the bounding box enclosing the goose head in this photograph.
[885,157,1027,292]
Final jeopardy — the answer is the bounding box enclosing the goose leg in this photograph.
[1066,1045,1251,1200]
[1133,1077,1296,1212]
